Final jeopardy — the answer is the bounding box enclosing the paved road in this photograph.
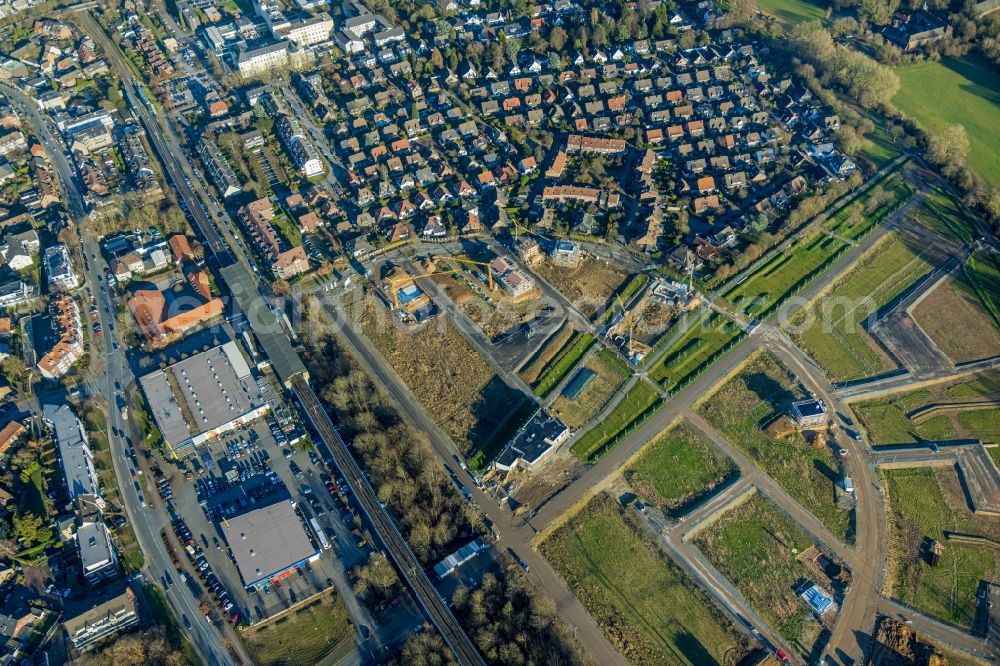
[0,81,86,221]
[7,61,242,663]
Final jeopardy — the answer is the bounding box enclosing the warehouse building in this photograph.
[220,500,319,589]
[138,342,269,456]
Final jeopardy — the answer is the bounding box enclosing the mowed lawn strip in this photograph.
[692,493,821,652]
[725,231,850,318]
[571,379,662,460]
[893,55,1000,187]
[882,467,1000,628]
[625,419,738,515]
[911,188,978,245]
[532,331,596,398]
[822,173,912,240]
[789,232,934,382]
[648,311,743,392]
[519,322,575,385]
[697,352,855,544]
[541,493,750,666]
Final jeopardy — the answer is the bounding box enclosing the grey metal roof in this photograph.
[220,500,317,587]
[138,342,266,447]
[220,263,307,386]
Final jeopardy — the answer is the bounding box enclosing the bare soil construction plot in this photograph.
[911,265,1000,365]
[533,257,629,317]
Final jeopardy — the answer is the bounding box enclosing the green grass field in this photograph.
[754,0,828,24]
[725,232,850,318]
[243,592,355,666]
[857,117,902,169]
[893,55,1000,187]
[853,372,1000,444]
[725,166,913,320]
[571,380,662,460]
[692,493,821,653]
[541,494,750,665]
[531,331,596,398]
[882,467,1000,628]
[625,420,737,515]
[698,352,855,544]
[647,312,743,392]
[823,173,912,240]
[789,232,933,382]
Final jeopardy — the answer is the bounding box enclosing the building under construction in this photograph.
[380,264,438,322]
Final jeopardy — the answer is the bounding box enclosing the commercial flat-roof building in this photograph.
[791,399,826,429]
[138,342,269,455]
[220,500,319,589]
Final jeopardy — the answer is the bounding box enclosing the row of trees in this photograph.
[392,566,584,666]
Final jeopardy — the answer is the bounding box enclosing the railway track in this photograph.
[291,375,486,666]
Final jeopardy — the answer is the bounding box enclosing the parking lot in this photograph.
[160,409,374,625]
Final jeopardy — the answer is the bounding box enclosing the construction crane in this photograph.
[510,217,546,242]
[683,249,697,296]
[445,257,495,291]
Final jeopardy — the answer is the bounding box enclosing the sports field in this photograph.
[755,0,827,24]
[882,467,1000,629]
[625,420,737,515]
[697,352,855,544]
[789,232,933,382]
[541,494,750,665]
[893,55,1000,187]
